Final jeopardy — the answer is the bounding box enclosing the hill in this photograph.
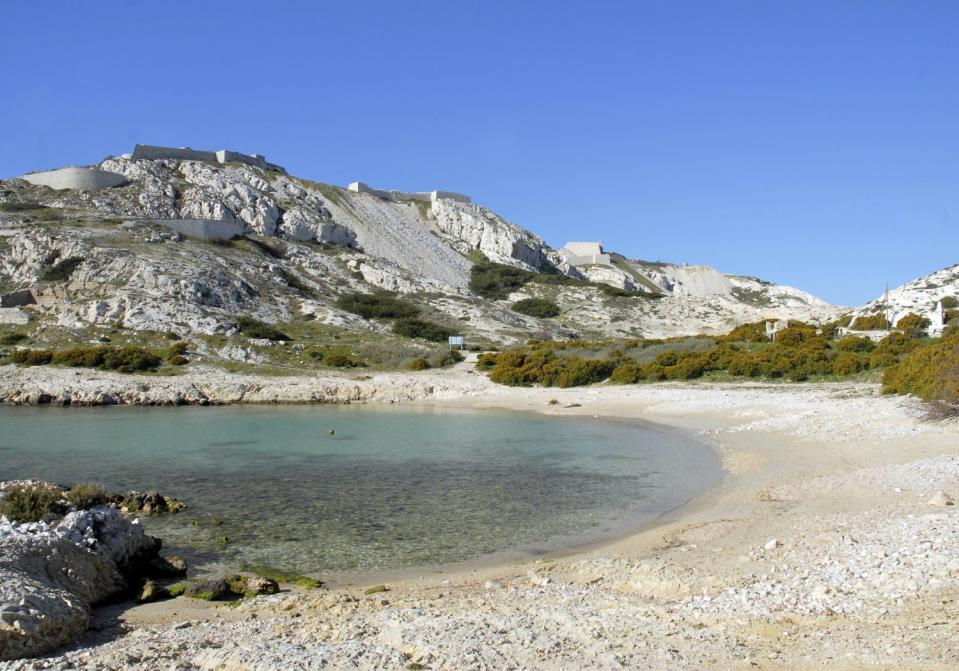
[0,147,843,371]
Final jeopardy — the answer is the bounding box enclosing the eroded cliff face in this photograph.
[0,153,843,360]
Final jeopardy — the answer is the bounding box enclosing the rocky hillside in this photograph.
[853,265,959,318]
[0,151,842,371]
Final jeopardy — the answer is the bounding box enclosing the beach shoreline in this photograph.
[3,366,959,669]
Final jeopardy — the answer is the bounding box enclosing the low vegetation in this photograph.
[235,316,290,341]
[882,333,959,405]
[38,256,84,282]
[477,318,944,388]
[392,318,453,342]
[10,345,163,373]
[0,483,64,522]
[335,292,419,320]
[512,297,561,318]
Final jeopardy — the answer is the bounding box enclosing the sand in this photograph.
[2,369,958,670]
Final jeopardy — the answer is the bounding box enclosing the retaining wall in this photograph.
[151,219,244,241]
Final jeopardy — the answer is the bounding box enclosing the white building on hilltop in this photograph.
[559,242,612,267]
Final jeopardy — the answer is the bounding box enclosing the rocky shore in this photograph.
[1,368,957,669]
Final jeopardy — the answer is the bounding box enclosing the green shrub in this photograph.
[895,312,930,337]
[940,296,957,309]
[0,333,28,346]
[9,349,53,366]
[408,357,431,370]
[392,318,453,342]
[882,334,959,404]
[10,346,162,372]
[321,348,366,367]
[869,331,921,368]
[38,257,84,282]
[235,316,290,341]
[0,483,64,522]
[335,292,419,320]
[610,362,644,384]
[475,353,498,371]
[433,349,465,367]
[718,321,768,343]
[850,314,890,331]
[65,483,108,509]
[512,298,561,318]
[773,325,819,347]
[831,352,868,376]
[168,354,189,366]
[834,336,874,353]
[469,260,534,300]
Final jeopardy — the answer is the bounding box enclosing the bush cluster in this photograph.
[10,346,163,372]
[38,256,84,282]
[469,260,534,300]
[850,314,890,330]
[392,318,453,343]
[881,334,959,404]
[487,350,616,388]
[335,292,418,320]
[235,316,290,341]
[0,484,64,522]
[512,297,561,318]
[308,347,366,367]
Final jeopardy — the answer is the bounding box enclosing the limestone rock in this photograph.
[0,506,160,660]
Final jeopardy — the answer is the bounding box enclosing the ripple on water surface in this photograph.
[0,404,719,575]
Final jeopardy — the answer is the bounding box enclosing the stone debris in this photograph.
[927,491,954,507]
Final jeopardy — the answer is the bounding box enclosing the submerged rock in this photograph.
[179,574,279,601]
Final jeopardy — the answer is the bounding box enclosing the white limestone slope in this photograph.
[853,263,959,323]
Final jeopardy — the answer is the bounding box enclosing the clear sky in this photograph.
[2,1,956,306]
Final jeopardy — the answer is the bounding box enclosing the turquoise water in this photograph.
[0,404,719,576]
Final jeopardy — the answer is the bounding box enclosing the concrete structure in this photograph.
[836,326,891,342]
[347,182,471,204]
[0,289,36,308]
[430,191,470,204]
[150,218,244,241]
[929,300,947,336]
[765,319,788,340]
[129,145,278,171]
[20,167,127,191]
[559,242,612,267]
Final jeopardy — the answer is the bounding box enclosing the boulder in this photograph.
[148,555,188,578]
[0,506,160,660]
[179,574,279,601]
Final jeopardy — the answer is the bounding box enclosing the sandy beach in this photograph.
[3,366,958,670]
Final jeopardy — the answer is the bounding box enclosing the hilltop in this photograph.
[0,147,842,372]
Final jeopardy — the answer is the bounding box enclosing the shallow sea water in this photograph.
[0,404,720,576]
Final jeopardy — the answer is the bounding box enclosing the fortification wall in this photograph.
[21,167,127,191]
[131,145,219,162]
[430,190,470,204]
[348,182,470,204]
[215,150,268,169]
[151,218,244,241]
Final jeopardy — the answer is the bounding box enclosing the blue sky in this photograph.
[2,1,956,306]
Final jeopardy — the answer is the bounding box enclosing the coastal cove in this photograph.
[0,403,721,581]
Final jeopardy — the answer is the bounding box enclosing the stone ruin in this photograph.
[347,181,471,204]
[559,242,612,267]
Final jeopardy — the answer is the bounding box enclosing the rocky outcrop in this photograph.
[0,507,160,660]
[430,199,553,271]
